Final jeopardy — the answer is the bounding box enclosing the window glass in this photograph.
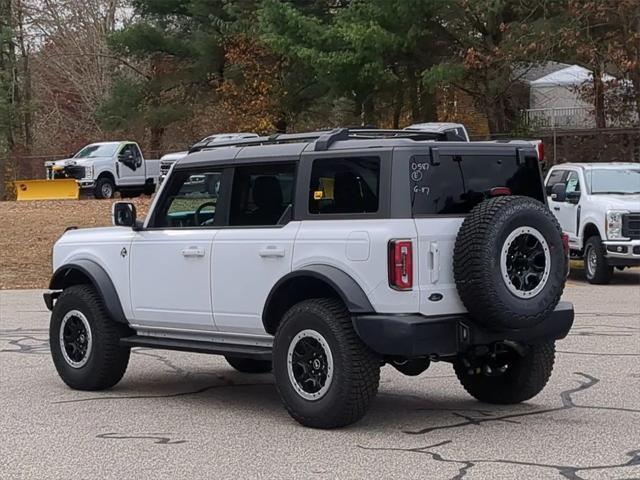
[229,163,296,226]
[411,154,543,215]
[155,170,223,228]
[588,168,640,194]
[75,143,119,158]
[565,171,580,194]
[545,169,566,193]
[309,157,380,214]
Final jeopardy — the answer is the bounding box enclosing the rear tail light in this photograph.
[561,232,570,256]
[537,142,544,161]
[388,240,413,290]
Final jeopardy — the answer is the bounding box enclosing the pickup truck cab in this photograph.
[545,163,640,283]
[45,141,160,199]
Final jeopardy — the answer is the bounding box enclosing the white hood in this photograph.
[591,194,640,211]
[160,151,188,162]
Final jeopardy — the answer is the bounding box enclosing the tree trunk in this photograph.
[392,81,404,129]
[593,64,606,129]
[149,126,165,155]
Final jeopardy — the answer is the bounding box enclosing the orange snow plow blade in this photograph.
[14,179,79,201]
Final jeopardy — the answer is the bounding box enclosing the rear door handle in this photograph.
[181,246,205,257]
[429,242,440,283]
[259,246,286,258]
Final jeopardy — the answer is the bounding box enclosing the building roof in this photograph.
[531,65,616,87]
[514,62,572,84]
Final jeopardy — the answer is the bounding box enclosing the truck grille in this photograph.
[622,213,640,240]
[160,160,174,177]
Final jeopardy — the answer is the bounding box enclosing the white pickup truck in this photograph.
[45,141,160,199]
[545,163,640,283]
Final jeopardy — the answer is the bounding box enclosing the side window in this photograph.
[154,170,223,228]
[309,157,380,214]
[229,163,296,226]
[565,171,580,194]
[545,169,566,195]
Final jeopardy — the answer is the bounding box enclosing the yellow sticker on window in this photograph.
[313,190,323,200]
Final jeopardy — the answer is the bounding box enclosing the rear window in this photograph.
[411,153,543,215]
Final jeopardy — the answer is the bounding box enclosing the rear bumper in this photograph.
[352,301,574,358]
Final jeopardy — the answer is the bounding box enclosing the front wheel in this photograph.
[50,285,131,390]
[584,236,613,284]
[273,298,380,428]
[94,177,115,199]
[454,341,555,404]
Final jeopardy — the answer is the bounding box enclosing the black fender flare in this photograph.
[263,264,374,325]
[48,259,127,324]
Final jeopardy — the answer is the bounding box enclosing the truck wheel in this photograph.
[584,236,613,284]
[454,341,555,404]
[454,196,566,330]
[143,182,156,196]
[94,177,115,199]
[49,285,131,390]
[272,298,380,428]
[225,356,272,374]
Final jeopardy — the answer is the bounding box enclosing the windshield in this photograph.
[74,143,119,158]
[589,168,640,194]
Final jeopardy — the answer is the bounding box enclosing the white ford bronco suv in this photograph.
[45,128,574,428]
[545,163,640,284]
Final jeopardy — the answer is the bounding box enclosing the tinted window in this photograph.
[155,170,223,228]
[229,163,295,226]
[309,157,380,214]
[411,154,543,215]
[545,169,566,195]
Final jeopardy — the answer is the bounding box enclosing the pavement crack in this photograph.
[403,372,639,436]
[96,432,186,445]
[357,443,640,480]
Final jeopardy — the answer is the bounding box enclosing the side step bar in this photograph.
[120,335,272,360]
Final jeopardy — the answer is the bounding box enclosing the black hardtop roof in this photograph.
[176,128,536,169]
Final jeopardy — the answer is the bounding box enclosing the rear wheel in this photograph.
[94,177,115,199]
[454,342,555,404]
[584,236,613,284]
[273,298,380,428]
[225,356,272,374]
[50,285,131,390]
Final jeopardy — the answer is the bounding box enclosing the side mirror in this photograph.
[551,183,567,202]
[550,183,566,202]
[566,191,581,204]
[112,202,137,227]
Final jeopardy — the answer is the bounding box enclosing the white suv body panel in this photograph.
[293,219,420,314]
[414,217,466,316]
[129,229,218,331]
[53,227,136,319]
[212,222,301,335]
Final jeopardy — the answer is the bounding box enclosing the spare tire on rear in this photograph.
[453,196,566,330]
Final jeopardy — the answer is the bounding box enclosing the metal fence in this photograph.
[524,106,639,129]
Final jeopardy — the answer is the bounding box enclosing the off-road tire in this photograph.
[273,298,380,429]
[225,356,272,374]
[50,285,131,390]
[584,235,613,285]
[454,341,555,404]
[94,176,115,199]
[454,196,566,330]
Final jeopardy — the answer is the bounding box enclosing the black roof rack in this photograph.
[188,127,445,154]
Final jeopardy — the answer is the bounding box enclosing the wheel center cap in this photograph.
[312,359,321,370]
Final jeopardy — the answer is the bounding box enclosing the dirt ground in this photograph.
[0,198,153,289]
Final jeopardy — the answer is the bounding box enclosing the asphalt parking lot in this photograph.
[1,269,639,480]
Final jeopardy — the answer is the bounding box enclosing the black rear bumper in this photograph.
[352,301,574,358]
